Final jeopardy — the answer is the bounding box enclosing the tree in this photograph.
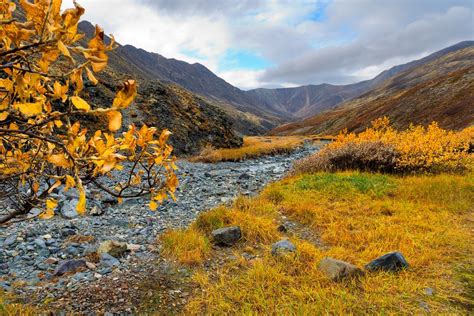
[0,0,178,224]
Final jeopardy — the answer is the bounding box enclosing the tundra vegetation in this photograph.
[159,119,473,314]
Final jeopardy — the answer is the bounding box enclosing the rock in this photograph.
[365,251,409,272]
[271,239,296,256]
[97,240,128,258]
[85,262,96,270]
[277,224,288,233]
[42,234,53,239]
[3,233,18,247]
[100,253,120,267]
[54,259,86,276]
[127,243,141,252]
[61,201,79,219]
[211,226,242,246]
[318,257,365,281]
[34,238,47,249]
[89,203,104,216]
[424,287,435,296]
[238,173,251,180]
[45,257,59,265]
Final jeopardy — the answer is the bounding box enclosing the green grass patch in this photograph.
[296,172,397,197]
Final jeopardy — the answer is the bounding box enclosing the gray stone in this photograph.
[97,240,128,257]
[271,239,296,256]
[54,260,86,276]
[89,203,104,216]
[318,257,365,281]
[211,226,242,246]
[60,200,79,219]
[365,251,409,272]
[100,253,120,267]
[34,238,47,249]
[3,233,18,247]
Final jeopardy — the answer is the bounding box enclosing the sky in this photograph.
[63,0,474,90]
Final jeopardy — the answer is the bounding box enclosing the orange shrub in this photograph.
[292,118,473,174]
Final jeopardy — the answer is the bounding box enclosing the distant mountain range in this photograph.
[78,21,473,141]
[271,42,474,135]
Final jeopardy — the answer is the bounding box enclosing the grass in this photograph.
[191,135,331,163]
[158,171,474,314]
[0,292,38,315]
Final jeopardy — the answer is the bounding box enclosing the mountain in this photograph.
[72,22,244,154]
[270,44,474,135]
[78,21,473,139]
[245,41,474,120]
[78,21,283,134]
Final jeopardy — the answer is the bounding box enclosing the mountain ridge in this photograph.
[270,45,474,135]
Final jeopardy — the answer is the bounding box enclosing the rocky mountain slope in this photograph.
[78,21,282,134]
[73,22,244,154]
[270,45,474,135]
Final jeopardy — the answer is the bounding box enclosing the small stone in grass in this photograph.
[271,239,296,256]
[319,257,365,281]
[211,226,241,246]
[365,251,409,272]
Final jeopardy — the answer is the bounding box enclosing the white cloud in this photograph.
[63,0,474,88]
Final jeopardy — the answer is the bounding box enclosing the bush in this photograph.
[292,118,473,175]
[0,1,177,224]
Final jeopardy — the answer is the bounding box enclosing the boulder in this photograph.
[60,201,79,219]
[211,226,242,246]
[271,239,296,256]
[318,257,365,281]
[54,259,86,276]
[365,251,409,272]
[100,253,120,267]
[97,240,128,258]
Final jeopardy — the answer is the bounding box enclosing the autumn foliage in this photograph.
[292,117,473,174]
[0,0,177,224]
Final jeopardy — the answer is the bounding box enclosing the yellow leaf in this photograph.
[0,111,8,121]
[48,154,72,168]
[16,102,43,117]
[117,197,123,204]
[65,175,76,192]
[85,67,98,85]
[107,110,122,131]
[149,200,158,211]
[39,199,57,219]
[58,40,74,62]
[112,80,137,109]
[76,188,86,214]
[48,180,62,193]
[70,96,90,111]
[32,182,39,193]
[54,120,63,128]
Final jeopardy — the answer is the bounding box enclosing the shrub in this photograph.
[292,118,473,175]
[0,0,177,224]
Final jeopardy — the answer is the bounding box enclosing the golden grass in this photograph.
[159,171,474,314]
[0,292,38,315]
[159,229,211,266]
[191,135,329,163]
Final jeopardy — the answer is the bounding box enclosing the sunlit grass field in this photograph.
[191,135,333,163]
[160,171,474,314]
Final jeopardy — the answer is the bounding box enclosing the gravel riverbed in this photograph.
[0,144,320,300]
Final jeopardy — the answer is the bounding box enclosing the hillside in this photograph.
[271,45,474,135]
[78,21,283,133]
[79,22,473,135]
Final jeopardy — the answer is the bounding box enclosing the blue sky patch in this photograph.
[218,49,272,71]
